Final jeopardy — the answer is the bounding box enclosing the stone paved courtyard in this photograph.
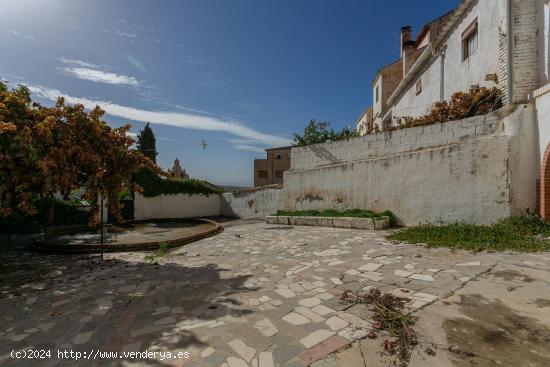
[1,220,550,366]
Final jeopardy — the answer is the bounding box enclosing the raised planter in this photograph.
[32,218,223,254]
[266,216,390,230]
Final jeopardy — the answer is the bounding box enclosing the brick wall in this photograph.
[540,145,550,219]
[382,60,404,109]
[498,24,510,103]
[512,0,540,102]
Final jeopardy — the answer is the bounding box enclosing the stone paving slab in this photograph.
[1,222,547,366]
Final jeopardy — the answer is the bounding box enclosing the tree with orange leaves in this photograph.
[0,81,156,226]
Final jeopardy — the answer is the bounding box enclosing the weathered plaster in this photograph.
[220,188,284,218]
[134,193,220,220]
[285,105,537,226]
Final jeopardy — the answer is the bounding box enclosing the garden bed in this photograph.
[267,213,392,230]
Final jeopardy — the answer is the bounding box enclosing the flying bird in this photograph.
[201,140,208,150]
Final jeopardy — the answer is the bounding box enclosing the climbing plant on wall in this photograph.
[134,167,221,197]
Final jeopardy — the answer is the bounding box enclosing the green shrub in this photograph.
[379,210,398,227]
[134,168,221,197]
[117,187,132,200]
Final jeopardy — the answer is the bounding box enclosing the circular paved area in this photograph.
[1,221,549,366]
[51,221,216,245]
[35,220,220,253]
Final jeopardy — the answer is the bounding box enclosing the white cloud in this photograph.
[170,104,220,117]
[127,131,174,142]
[233,144,267,153]
[11,30,36,41]
[28,84,291,147]
[199,72,225,91]
[60,67,140,86]
[104,28,137,41]
[114,30,137,39]
[187,56,209,66]
[228,138,261,145]
[228,138,268,152]
[127,55,147,73]
[58,58,99,68]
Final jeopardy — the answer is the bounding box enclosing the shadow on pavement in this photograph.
[0,249,255,366]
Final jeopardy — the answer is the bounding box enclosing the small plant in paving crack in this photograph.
[144,242,169,264]
[341,288,417,366]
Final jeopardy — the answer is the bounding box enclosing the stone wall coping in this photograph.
[265,215,390,230]
[289,106,523,172]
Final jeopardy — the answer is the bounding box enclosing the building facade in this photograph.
[169,158,189,180]
[253,146,291,187]
[254,158,268,187]
[357,0,543,130]
[355,107,374,136]
[350,0,550,221]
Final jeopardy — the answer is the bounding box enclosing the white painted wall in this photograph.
[372,76,383,122]
[547,1,550,84]
[536,86,550,159]
[134,193,220,220]
[388,0,503,121]
[291,111,501,170]
[389,54,443,119]
[220,188,284,218]
[505,103,540,210]
[286,104,537,226]
[416,31,431,49]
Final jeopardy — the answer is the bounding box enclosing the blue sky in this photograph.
[1,0,456,186]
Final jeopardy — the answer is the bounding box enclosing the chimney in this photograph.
[400,26,412,58]
[401,26,416,76]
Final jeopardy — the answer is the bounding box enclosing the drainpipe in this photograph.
[507,0,514,104]
[440,50,446,102]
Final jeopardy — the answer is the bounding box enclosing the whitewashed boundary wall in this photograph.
[134,193,220,220]
[220,186,284,219]
[284,104,538,226]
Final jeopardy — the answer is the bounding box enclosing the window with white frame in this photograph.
[462,19,478,61]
